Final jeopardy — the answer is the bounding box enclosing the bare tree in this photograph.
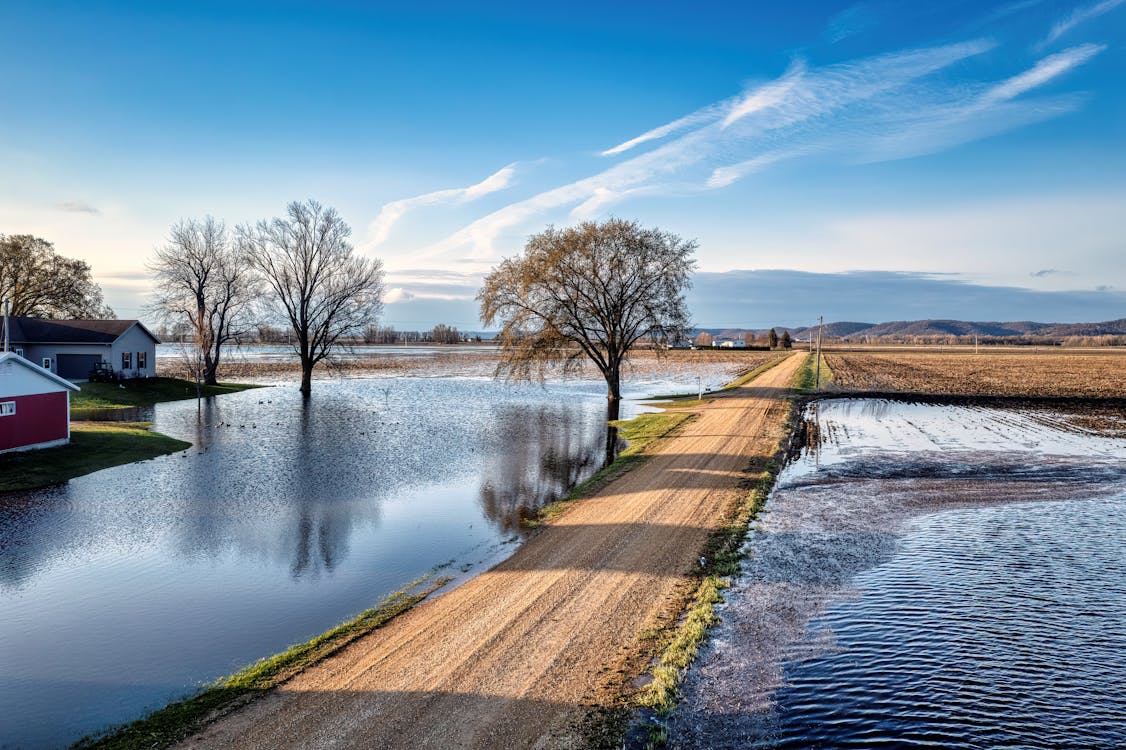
[147,217,257,385]
[241,200,385,395]
[0,234,114,318]
[479,218,695,420]
[430,323,462,344]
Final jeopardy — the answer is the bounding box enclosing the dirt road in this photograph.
[177,352,803,750]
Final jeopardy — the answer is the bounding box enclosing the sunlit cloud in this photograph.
[385,30,1104,268]
[981,44,1104,104]
[1043,0,1125,46]
[364,163,518,248]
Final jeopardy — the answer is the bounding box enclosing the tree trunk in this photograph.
[604,400,621,467]
[203,356,219,386]
[300,358,314,395]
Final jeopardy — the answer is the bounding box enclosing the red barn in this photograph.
[0,351,80,454]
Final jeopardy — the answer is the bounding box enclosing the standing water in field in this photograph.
[670,399,1126,749]
[0,368,725,750]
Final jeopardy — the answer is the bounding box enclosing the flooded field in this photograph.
[671,399,1126,749]
[0,366,727,749]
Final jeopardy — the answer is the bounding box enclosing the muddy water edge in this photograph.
[668,397,1126,749]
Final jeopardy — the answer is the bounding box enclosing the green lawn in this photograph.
[0,422,191,492]
[72,377,264,411]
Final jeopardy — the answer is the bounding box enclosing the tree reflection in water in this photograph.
[478,402,617,533]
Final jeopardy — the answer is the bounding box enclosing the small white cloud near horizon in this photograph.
[383,287,416,304]
[364,163,518,248]
[1043,0,1125,46]
[56,201,100,215]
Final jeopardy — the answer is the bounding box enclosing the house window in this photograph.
[0,401,14,417]
[122,351,132,370]
[42,358,52,370]
[137,351,147,369]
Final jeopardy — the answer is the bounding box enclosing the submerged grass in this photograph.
[71,378,264,411]
[77,575,450,750]
[529,411,695,527]
[0,422,191,492]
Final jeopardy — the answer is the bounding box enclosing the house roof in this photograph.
[7,317,160,345]
[0,351,80,391]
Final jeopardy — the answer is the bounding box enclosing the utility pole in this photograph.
[2,300,8,353]
[815,315,823,390]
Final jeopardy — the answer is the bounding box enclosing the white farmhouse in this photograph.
[7,317,160,381]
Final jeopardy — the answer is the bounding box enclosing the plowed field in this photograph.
[826,350,1125,397]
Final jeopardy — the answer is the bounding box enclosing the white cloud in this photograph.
[601,105,729,156]
[1044,0,1125,46]
[824,3,877,43]
[721,61,805,128]
[981,44,1104,105]
[409,33,1104,268]
[56,201,100,215]
[364,163,517,248]
[383,287,416,304]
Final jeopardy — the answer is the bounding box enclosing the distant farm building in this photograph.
[714,338,746,348]
[0,351,80,453]
[6,317,159,381]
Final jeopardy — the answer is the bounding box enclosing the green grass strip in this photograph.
[792,351,832,393]
[76,575,450,750]
[71,378,265,412]
[0,422,191,492]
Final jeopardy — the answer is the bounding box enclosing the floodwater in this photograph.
[0,369,715,750]
[671,398,1126,749]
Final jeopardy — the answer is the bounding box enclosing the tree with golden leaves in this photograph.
[479,218,696,419]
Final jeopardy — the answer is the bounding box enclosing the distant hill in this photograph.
[696,318,1126,344]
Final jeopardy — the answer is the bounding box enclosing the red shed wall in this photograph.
[0,392,69,451]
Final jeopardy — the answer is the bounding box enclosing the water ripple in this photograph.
[670,400,1126,750]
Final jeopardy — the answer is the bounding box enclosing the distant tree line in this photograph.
[694,328,793,350]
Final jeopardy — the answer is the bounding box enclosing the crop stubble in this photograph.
[826,350,1125,398]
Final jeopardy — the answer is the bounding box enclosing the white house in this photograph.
[7,317,160,381]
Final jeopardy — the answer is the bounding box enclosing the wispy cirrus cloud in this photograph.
[982,43,1104,104]
[364,163,518,248]
[824,3,877,44]
[378,20,1103,267]
[1043,0,1125,46]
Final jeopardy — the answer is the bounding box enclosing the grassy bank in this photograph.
[72,377,264,412]
[792,350,832,393]
[77,575,450,750]
[528,411,695,527]
[0,422,191,492]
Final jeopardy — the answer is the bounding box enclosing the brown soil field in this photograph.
[825,349,1126,398]
[159,347,786,383]
[172,352,805,750]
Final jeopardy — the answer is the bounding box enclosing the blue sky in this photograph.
[1,0,1123,328]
